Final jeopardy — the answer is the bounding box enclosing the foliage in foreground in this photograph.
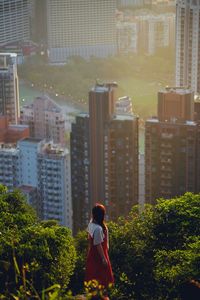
[1,184,200,299]
[74,193,200,300]
[0,185,76,297]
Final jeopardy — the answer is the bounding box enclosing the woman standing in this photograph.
[85,204,114,288]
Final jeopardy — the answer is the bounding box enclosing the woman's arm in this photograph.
[96,244,108,266]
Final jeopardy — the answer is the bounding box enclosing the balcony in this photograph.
[161,133,173,139]
[160,181,172,188]
[161,173,172,180]
[160,158,172,164]
[160,151,173,156]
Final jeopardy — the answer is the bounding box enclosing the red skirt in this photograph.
[85,234,114,287]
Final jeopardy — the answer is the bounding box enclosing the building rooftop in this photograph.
[160,86,193,94]
[0,144,18,153]
[147,118,197,126]
[91,82,118,93]
[78,112,89,118]
[0,53,17,58]
[20,137,43,143]
[147,118,159,123]
[21,95,62,113]
[113,114,136,121]
[40,142,69,157]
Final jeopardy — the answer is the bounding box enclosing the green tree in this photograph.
[69,230,88,294]
[0,187,76,296]
[74,194,200,299]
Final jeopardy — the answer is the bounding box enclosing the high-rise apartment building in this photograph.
[158,87,194,122]
[145,119,197,203]
[105,114,139,219]
[117,13,175,55]
[70,113,90,233]
[0,0,30,46]
[46,0,117,63]
[0,53,20,124]
[38,143,72,228]
[176,0,200,93]
[89,84,116,204]
[71,83,139,233]
[20,96,66,145]
[0,145,20,190]
[145,87,198,204]
[0,138,72,228]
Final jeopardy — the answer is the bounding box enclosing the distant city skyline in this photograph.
[2,0,200,232]
[176,0,200,94]
[71,83,139,233]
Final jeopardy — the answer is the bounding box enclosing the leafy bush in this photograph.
[0,186,76,297]
[74,194,200,299]
[1,184,200,299]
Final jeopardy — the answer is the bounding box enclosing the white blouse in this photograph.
[87,221,109,249]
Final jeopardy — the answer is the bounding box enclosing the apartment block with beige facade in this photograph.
[20,95,66,145]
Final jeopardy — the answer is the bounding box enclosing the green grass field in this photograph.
[119,77,161,118]
[19,49,175,119]
[19,81,43,106]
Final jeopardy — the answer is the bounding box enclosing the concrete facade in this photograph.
[0,138,72,228]
[0,0,30,46]
[46,0,117,63]
[176,0,200,93]
[0,53,20,124]
[71,84,139,233]
[20,95,66,145]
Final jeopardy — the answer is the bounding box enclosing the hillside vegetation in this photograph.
[0,185,200,299]
[19,48,175,119]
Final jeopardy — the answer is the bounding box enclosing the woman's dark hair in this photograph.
[92,203,106,231]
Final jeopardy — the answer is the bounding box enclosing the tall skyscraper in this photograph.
[70,113,90,233]
[46,0,117,63]
[0,138,72,228]
[176,0,200,93]
[37,143,72,228]
[145,87,198,204]
[0,53,20,124]
[105,114,139,219]
[0,0,30,46]
[71,83,139,233]
[89,83,116,205]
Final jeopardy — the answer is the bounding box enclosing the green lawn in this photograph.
[19,81,43,106]
[19,49,175,119]
[119,77,161,118]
